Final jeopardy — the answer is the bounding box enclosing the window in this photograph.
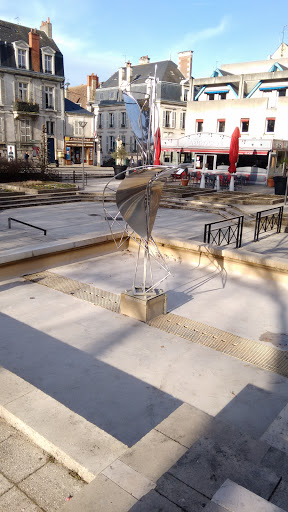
[98,113,102,129]
[109,92,114,99]
[196,119,203,133]
[266,118,275,133]
[278,89,286,97]
[18,49,26,69]
[183,89,188,101]
[208,95,214,101]
[241,119,249,133]
[122,135,126,146]
[13,41,29,70]
[109,113,114,128]
[217,119,225,133]
[220,92,227,100]
[108,135,115,151]
[45,55,52,74]
[41,47,56,75]
[18,82,28,102]
[74,121,82,136]
[20,119,31,142]
[46,121,54,135]
[130,136,137,152]
[121,112,126,127]
[162,110,176,128]
[180,112,186,129]
[45,86,54,109]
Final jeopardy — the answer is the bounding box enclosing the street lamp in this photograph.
[79,121,87,189]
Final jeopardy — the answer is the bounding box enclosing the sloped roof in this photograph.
[65,98,93,115]
[0,19,61,53]
[102,60,185,88]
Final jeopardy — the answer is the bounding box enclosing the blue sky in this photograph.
[1,0,288,85]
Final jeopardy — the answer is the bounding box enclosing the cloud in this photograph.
[171,16,230,54]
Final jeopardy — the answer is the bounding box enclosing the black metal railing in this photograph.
[254,206,283,242]
[204,216,244,248]
[8,218,46,235]
[56,171,88,184]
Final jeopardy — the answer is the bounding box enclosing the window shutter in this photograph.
[180,112,183,129]
[42,85,46,109]
[0,79,5,104]
[130,136,133,151]
[54,88,60,112]
[106,136,108,152]
[172,111,176,128]
[162,110,166,128]
[118,112,121,128]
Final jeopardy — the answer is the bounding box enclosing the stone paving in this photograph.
[0,418,86,511]
[0,178,288,511]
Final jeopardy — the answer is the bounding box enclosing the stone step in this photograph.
[0,193,79,204]
[205,479,286,512]
[0,197,82,210]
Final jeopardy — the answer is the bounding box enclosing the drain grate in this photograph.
[148,313,288,378]
[24,272,288,378]
[24,271,120,313]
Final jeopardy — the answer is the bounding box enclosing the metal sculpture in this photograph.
[103,65,177,295]
[103,165,178,294]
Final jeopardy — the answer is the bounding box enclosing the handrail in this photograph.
[204,216,244,248]
[254,206,283,242]
[8,217,47,235]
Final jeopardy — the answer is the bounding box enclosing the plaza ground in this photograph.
[0,177,288,510]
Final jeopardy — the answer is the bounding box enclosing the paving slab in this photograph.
[168,436,280,500]
[261,404,288,455]
[0,474,13,496]
[210,479,286,512]
[0,418,14,443]
[59,474,137,512]
[155,473,209,511]
[0,485,42,511]
[155,402,270,463]
[119,429,187,483]
[129,489,182,511]
[102,459,155,500]
[19,462,86,512]
[0,433,46,483]
[270,479,288,511]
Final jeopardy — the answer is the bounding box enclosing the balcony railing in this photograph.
[13,100,39,113]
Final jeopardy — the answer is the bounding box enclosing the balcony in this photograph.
[13,100,39,118]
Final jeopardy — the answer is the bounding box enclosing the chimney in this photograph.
[29,29,40,72]
[139,55,150,65]
[126,61,132,83]
[118,67,125,87]
[87,73,99,103]
[178,50,193,79]
[40,17,52,38]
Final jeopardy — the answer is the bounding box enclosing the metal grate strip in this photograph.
[148,313,288,378]
[24,271,120,313]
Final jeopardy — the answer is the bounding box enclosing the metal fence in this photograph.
[204,216,244,248]
[254,206,283,242]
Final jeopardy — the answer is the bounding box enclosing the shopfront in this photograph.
[64,137,94,165]
[162,134,288,183]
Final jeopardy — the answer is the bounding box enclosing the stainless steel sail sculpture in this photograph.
[103,165,177,294]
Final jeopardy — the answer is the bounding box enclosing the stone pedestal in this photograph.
[120,289,167,323]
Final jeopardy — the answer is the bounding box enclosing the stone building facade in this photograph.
[0,18,65,163]
[93,54,191,164]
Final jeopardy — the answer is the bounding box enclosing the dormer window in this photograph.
[45,55,52,73]
[13,41,29,70]
[41,47,56,75]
